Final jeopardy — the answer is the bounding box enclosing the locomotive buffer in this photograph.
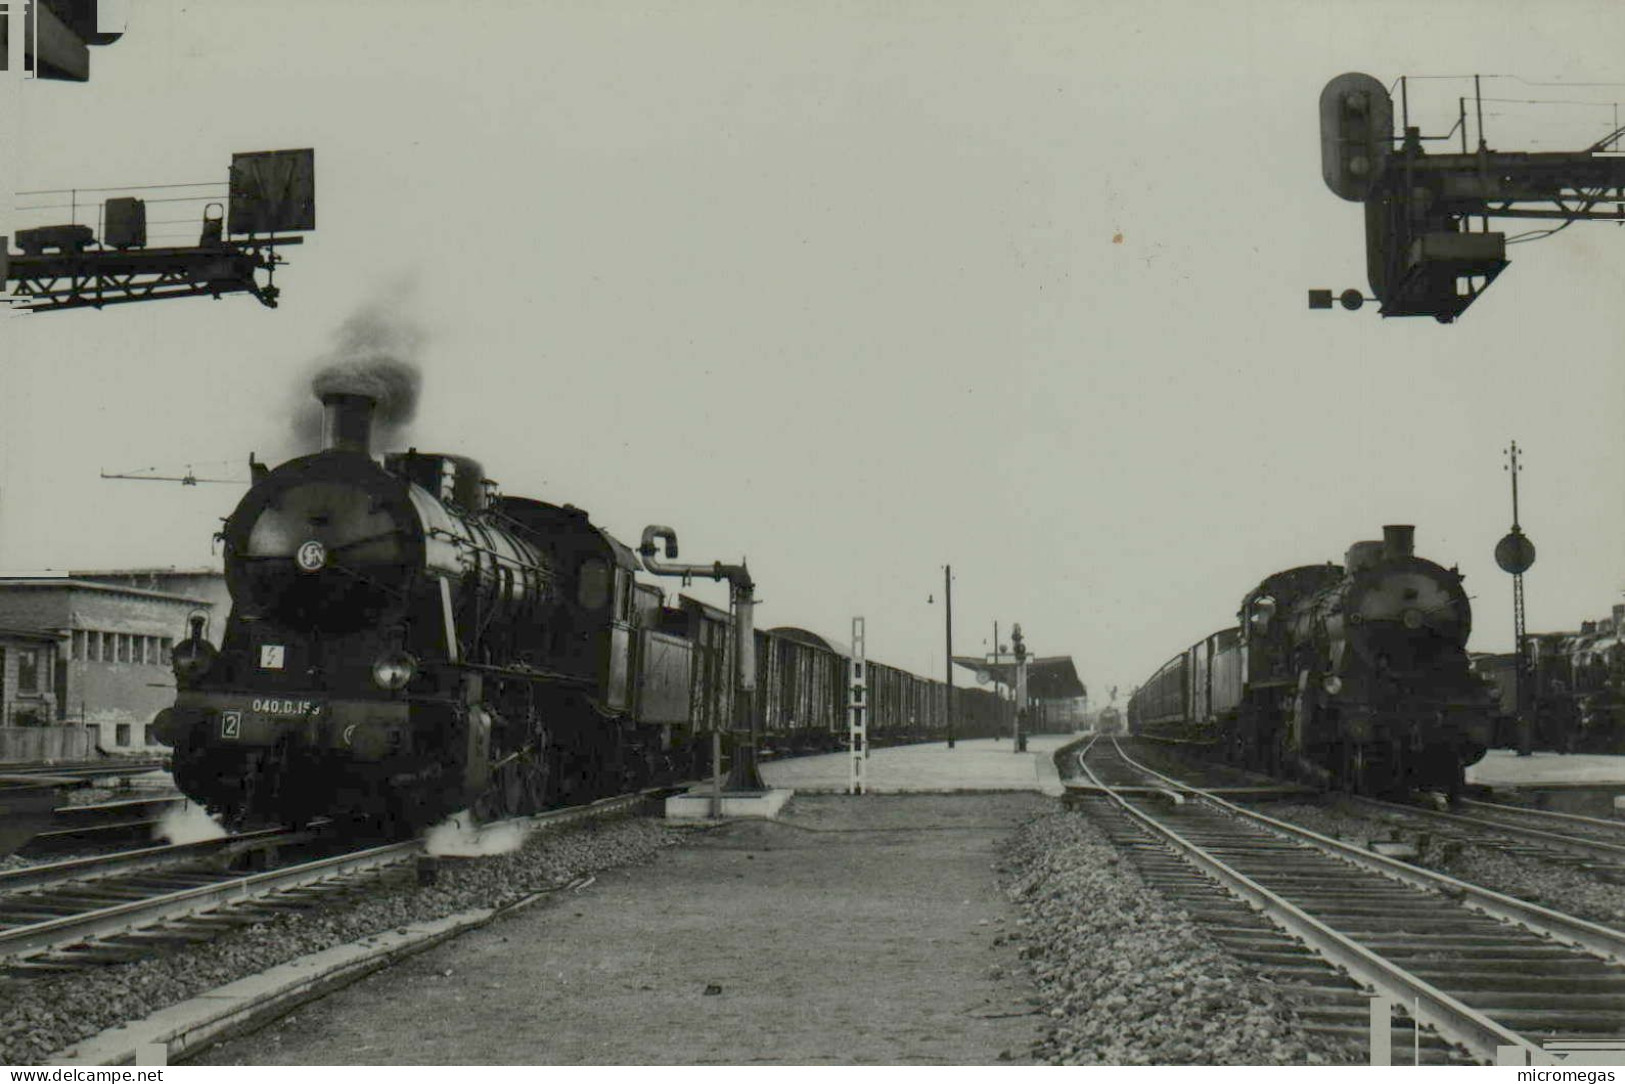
[1312,73,1625,322]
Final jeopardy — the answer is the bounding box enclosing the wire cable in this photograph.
[15,181,225,196]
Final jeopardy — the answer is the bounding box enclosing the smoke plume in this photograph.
[291,293,426,453]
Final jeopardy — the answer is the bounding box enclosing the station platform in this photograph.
[758,734,1071,796]
[1467,749,1625,787]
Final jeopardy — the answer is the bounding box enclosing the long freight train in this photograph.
[1126,526,1494,796]
[153,388,1004,831]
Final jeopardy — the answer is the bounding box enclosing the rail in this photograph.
[1348,794,1625,866]
[1462,797,1625,836]
[1,787,662,968]
[1104,740,1625,965]
[1066,738,1625,1064]
[0,827,296,895]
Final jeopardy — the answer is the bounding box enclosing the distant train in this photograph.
[1095,706,1124,735]
[1472,605,1625,753]
[154,386,1006,832]
[1127,526,1494,796]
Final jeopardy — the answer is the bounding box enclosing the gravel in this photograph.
[1259,800,1625,929]
[997,811,1361,1065]
[0,815,686,1066]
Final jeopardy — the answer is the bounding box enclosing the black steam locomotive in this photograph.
[1127,526,1494,796]
[153,388,1005,831]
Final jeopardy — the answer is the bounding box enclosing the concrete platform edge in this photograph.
[665,788,793,819]
[1034,751,1063,796]
[48,905,510,1066]
[786,786,1058,796]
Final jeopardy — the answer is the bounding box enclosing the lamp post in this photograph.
[943,565,955,749]
[929,567,956,749]
[1012,623,1028,752]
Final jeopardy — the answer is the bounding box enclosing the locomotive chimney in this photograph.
[1382,524,1415,560]
[320,392,376,455]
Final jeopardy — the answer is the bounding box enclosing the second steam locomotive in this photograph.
[1127,526,1494,795]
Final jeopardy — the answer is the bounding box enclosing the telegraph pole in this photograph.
[943,565,955,749]
[1495,442,1537,756]
[1011,623,1028,753]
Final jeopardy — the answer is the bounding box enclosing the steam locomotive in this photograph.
[153,389,1004,831]
[1473,606,1625,754]
[1126,526,1494,796]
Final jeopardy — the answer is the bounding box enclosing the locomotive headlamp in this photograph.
[171,639,218,680]
[371,651,418,691]
[1322,675,1344,695]
[172,615,217,681]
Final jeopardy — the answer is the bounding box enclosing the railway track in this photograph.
[0,827,298,895]
[1066,737,1625,1066]
[0,759,167,781]
[1346,795,1625,877]
[0,788,659,978]
[0,763,175,858]
[21,794,192,856]
[1461,798,1625,848]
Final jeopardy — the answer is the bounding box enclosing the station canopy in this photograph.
[951,655,1085,700]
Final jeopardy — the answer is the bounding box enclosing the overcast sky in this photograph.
[2,0,1622,704]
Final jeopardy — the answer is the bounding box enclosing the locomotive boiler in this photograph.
[1128,526,1493,796]
[152,389,674,830]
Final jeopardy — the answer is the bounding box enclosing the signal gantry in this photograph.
[1312,73,1625,322]
[5,150,314,313]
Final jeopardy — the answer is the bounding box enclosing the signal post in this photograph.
[1311,72,1625,321]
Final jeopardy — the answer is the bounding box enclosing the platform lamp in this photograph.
[1011,623,1028,753]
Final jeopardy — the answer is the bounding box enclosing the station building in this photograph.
[0,570,227,758]
[952,654,1088,735]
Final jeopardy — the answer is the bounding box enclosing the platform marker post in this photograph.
[711,730,722,819]
[849,617,867,795]
[1368,995,1391,1066]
